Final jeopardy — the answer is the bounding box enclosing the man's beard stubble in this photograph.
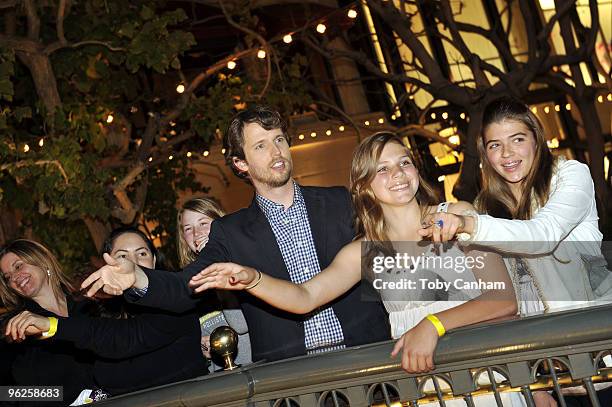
[249,158,293,188]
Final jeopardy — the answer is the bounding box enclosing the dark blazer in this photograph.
[133,185,391,362]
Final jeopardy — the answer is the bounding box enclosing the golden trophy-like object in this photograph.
[210,326,239,371]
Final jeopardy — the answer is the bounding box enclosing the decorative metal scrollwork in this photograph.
[318,389,350,407]
[273,397,301,407]
[367,381,400,405]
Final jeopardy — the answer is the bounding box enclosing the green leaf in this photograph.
[0,78,13,95]
[0,61,14,77]
[118,22,136,39]
[140,5,154,20]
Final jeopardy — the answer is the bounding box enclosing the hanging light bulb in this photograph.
[186,151,192,158]
[203,150,210,157]
[316,23,326,34]
[283,34,293,44]
[227,60,236,70]
[23,144,30,153]
[106,114,114,124]
[347,9,358,19]
[339,125,345,131]
[168,155,174,160]
[325,129,332,136]
[298,134,305,140]
[176,84,185,94]
[38,138,44,147]
[257,49,266,59]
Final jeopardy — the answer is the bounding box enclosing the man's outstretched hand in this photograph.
[189,262,257,293]
[81,253,138,297]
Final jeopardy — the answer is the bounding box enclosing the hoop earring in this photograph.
[46,269,51,277]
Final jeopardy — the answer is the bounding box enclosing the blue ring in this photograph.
[435,219,444,228]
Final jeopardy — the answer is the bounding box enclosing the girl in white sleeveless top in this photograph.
[194,133,522,405]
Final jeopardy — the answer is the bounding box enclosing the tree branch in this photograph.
[45,40,126,55]
[56,0,70,44]
[302,33,432,91]
[1,160,69,184]
[23,0,40,40]
[110,162,146,224]
[438,1,490,87]
[218,0,271,99]
[396,124,461,151]
[0,34,42,53]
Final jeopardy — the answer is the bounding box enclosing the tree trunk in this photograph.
[575,99,611,223]
[16,51,62,115]
[452,108,483,202]
[0,207,22,246]
[82,217,112,253]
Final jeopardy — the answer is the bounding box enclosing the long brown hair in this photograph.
[0,239,75,312]
[177,197,225,268]
[350,132,439,242]
[476,97,555,219]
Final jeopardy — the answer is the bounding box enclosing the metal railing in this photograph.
[97,304,612,407]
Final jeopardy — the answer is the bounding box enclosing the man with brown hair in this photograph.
[83,106,390,362]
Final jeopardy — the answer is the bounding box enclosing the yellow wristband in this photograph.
[42,317,58,338]
[426,314,446,337]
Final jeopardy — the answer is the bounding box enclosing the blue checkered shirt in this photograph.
[256,182,345,353]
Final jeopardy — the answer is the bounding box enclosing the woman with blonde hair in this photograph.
[177,197,224,266]
[1,239,99,405]
[2,236,208,403]
[178,197,252,369]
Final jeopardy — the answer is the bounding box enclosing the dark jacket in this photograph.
[54,302,208,395]
[130,185,391,362]
[8,299,97,406]
[6,296,207,402]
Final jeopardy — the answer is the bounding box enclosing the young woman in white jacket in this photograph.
[419,97,610,315]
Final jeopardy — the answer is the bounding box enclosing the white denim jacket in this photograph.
[467,158,610,312]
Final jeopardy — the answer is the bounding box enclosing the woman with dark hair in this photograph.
[419,97,611,315]
[190,132,517,375]
[3,232,208,403]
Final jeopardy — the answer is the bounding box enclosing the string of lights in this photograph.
[17,0,611,163]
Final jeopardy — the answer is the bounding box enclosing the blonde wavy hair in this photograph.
[176,197,225,268]
[350,132,439,243]
[0,239,75,312]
